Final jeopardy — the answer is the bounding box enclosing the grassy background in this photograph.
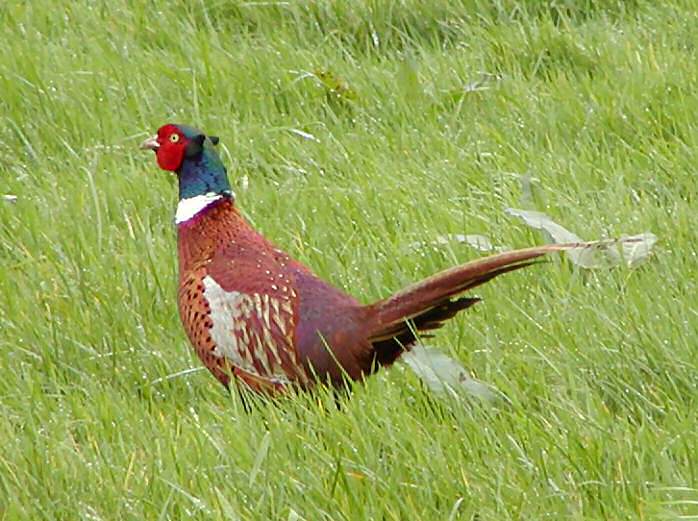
[1,0,697,519]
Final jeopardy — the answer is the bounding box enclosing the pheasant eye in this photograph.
[169,134,180,143]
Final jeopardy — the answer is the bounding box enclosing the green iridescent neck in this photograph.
[178,146,232,200]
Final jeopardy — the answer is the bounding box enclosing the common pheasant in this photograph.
[141,123,579,395]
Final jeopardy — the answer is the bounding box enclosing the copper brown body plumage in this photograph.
[141,123,580,395]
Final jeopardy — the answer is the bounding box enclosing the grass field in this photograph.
[1,0,697,519]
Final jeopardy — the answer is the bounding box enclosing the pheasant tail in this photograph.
[365,244,578,366]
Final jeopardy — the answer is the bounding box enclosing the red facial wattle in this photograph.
[155,125,187,172]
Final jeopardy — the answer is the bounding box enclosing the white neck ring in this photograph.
[175,193,224,224]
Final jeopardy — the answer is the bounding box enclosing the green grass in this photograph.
[1,0,697,519]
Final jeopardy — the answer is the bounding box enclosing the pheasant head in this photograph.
[141,124,232,223]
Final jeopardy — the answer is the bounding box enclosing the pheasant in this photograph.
[140,123,579,395]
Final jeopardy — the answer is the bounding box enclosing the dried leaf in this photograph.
[505,208,656,269]
[505,208,583,243]
[402,345,497,402]
[620,232,658,267]
[505,208,606,267]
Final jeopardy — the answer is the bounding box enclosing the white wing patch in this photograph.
[202,275,293,384]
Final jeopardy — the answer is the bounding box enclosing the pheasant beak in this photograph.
[140,135,159,151]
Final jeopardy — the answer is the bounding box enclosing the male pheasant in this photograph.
[141,123,578,395]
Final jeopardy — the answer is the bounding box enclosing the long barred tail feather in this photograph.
[365,243,590,366]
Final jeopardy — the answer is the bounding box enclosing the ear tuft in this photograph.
[185,134,206,158]
[209,136,220,146]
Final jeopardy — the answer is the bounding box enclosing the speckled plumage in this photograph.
[176,197,370,393]
[142,123,583,395]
